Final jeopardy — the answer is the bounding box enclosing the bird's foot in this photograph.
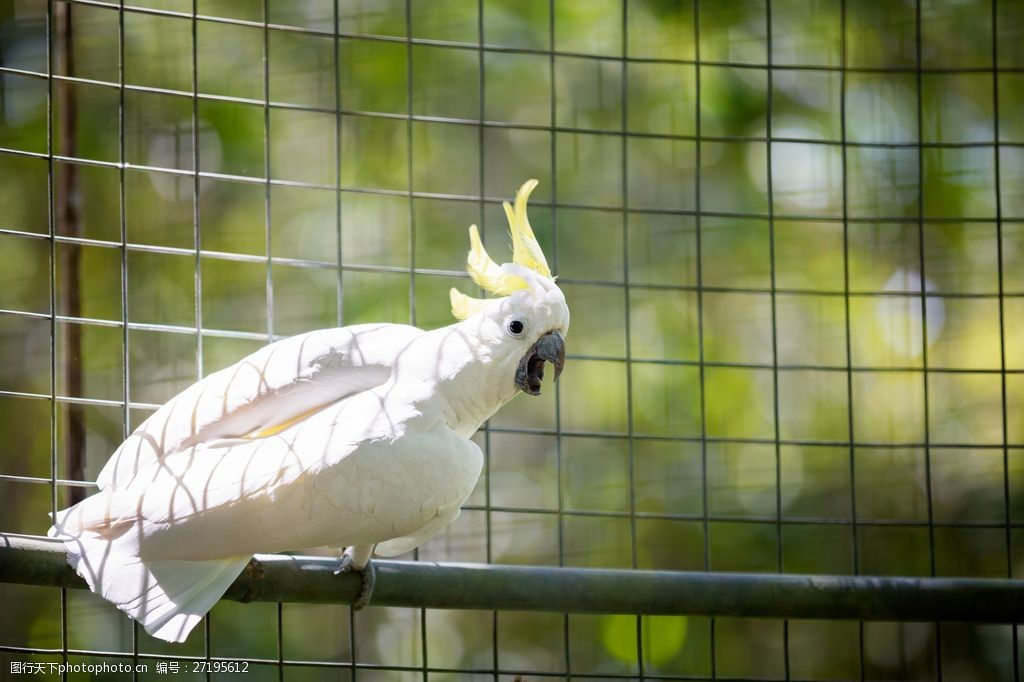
[334,549,376,611]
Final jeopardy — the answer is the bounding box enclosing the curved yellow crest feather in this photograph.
[451,179,551,321]
[503,179,551,280]
[467,224,529,296]
[449,288,490,321]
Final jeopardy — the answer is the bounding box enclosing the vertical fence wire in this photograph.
[835,1,868,678]
[618,1,644,678]
[543,3,571,680]
[912,2,943,677]
[690,1,716,678]
[399,6,430,678]
[992,0,1021,678]
[43,1,67,679]
[474,4,499,682]
[763,3,792,680]
[335,5,358,676]
[261,0,273,349]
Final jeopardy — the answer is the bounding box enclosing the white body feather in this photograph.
[49,323,489,642]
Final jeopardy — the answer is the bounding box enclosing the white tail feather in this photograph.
[54,526,249,643]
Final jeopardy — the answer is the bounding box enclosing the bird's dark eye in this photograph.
[505,316,527,337]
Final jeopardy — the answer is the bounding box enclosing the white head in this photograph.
[449,180,569,397]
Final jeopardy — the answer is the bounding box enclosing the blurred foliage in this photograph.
[1,0,1023,679]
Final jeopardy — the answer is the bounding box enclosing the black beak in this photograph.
[515,331,566,397]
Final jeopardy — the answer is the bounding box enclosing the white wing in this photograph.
[97,323,423,491]
[50,410,482,642]
[58,396,481,551]
[50,321,483,643]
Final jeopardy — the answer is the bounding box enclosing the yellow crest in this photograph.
[449,288,491,320]
[466,224,529,296]
[451,180,551,320]
[503,179,551,280]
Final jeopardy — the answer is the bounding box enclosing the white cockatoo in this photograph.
[48,179,569,643]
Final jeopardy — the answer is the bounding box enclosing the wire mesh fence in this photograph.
[1,0,1024,679]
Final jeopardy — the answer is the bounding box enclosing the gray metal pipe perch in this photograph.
[1,534,1022,623]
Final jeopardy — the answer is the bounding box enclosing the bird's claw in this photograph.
[335,553,376,611]
[353,562,376,611]
[333,552,355,575]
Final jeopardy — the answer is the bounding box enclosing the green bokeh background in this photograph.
[2,0,1024,678]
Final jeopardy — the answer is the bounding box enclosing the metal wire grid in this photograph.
[0,0,1022,679]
